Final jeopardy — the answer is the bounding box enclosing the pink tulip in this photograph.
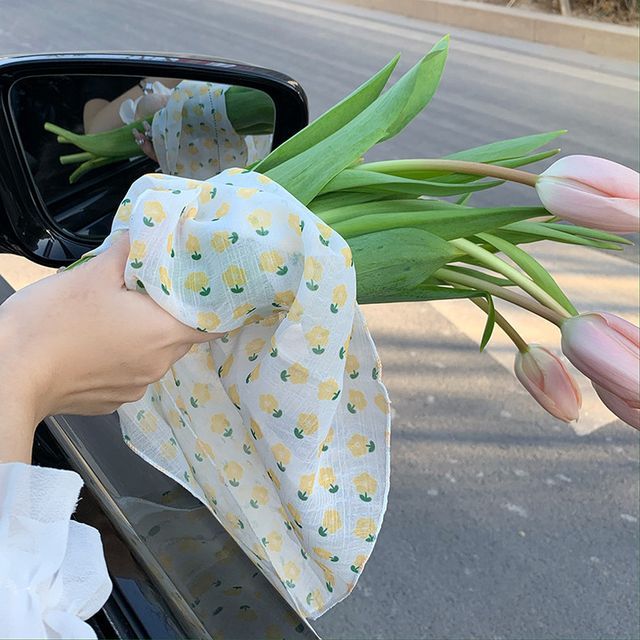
[536,155,639,232]
[593,383,640,430]
[514,345,582,422]
[561,312,639,408]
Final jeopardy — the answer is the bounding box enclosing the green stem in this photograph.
[60,152,94,165]
[471,296,528,352]
[359,159,538,187]
[450,238,570,319]
[436,267,564,326]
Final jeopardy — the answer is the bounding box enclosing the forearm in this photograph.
[0,314,40,463]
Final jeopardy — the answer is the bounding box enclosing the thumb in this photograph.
[97,231,131,283]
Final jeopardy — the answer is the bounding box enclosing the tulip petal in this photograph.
[542,155,639,199]
[593,384,640,430]
[536,177,639,233]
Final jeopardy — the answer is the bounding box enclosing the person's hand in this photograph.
[133,121,158,162]
[0,233,219,461]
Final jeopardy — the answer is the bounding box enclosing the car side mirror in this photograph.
[0,53,308,266]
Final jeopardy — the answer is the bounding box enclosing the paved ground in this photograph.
[1,1,638,638]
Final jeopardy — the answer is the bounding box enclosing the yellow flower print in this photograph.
[226,512,244,530]
[160,441,177,460]
[318,467,339,494]
[142,200,166,227]
[261,313,279,328]
[297,472,315,501]
[261,530,283,552]
[288,298,304,322]
[228,384,241,409]
[190,383,211,408]
[210,231,230,253]
[287,502,303,528]
[245,338,265,362]
[273,290,295,309]
[246,362,260,383]
[250,484,269,509]
[341,246,353,268]
[249,418,263,440]
[183,206,198,220]
[294,413,319,440]
[252,543,268,561]
[222,265,247,293]
[350,554,368,574]
[247,208,271,235]
[280,362,309,384]
[347,433,376,457]
[271,443,291,472]
[330,284,347,314]
[353,472,377,502]
[267,468,281,490]
[317,222,333,246]
[313,547,339,563]
[257,174,272,184]
[233,302,255,319]
[217,353,234,378]
[186,234,202,260]
[189,160,200,174]
[319,427,335,455]
[198,184,215,204]
[213,202,230,220]
[136,409,157,433]
[319,563,335,590]
[175,395,188,415]
[184,271,211,297]
[167,409,184,429]
[339,334,352,360]
[166,233,174,258]
[283,561,301,588]
[354,517,377,542]
[116,198,132,222]
[346,354,360,379]
[303,257,323,291]
[159,266,172,295]
[211,414,233,438]
[259,394,282,418]
[307,589,325,612]
[375,393,389,414]
[319,509,342,537]
[237,187,258,198]
[288,213,302,235]
[305,325,330,355]
[194,438,214,462]
[258,250,288,275]
[318,379,341,401]
[347,389,367,413]
[196,311,220,331]
[129,240,146,269]
[224,461,243,487]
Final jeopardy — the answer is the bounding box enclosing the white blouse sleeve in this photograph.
[0,462,112,639]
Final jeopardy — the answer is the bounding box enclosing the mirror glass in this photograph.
[9,75,276,241]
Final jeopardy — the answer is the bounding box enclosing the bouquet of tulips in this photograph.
[249,36,638,429]
[70,36,639,428]
[44,85,275,183]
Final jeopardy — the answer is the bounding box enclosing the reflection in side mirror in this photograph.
[10,75,276,240]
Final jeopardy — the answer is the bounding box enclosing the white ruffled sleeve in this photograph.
[0,462,112,639]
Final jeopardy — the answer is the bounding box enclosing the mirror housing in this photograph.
[0,52,308,266]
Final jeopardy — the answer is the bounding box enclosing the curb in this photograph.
[330,0,639,61]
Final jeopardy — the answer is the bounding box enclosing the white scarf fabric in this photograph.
[90,169,391,618]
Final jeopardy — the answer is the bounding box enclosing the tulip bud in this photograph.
[536,155,639,233]
[593,383,639,430]
[561,312,639,408]
[514,345,582,423]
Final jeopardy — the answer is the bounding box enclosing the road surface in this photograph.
[1,1,638,638]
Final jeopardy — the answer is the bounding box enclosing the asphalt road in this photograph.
[1,1,639,638]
